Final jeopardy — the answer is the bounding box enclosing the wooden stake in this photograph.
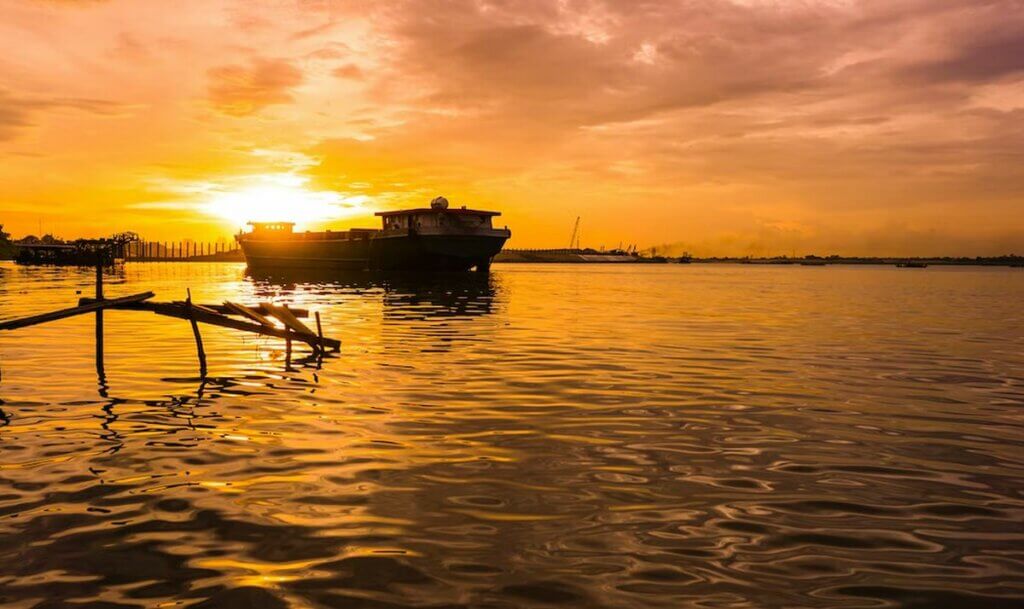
[186,288,207,377]
[95,258,104,300]
[1,292,155,331]
[95,306,106,393]
[223,301,273,326]
[315,311,325,355]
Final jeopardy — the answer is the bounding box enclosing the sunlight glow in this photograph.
[202,173,368,228]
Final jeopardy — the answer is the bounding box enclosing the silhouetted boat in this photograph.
[237,197,511,272]
[896,262,928,268]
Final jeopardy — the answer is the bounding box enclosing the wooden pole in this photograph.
[95,307,106,394]
[0,293,155,331]
[96,254,105,383]
[314,311,325,364]
[186,288,207,377]
[315,311,324,355]
[265,303,315,336]
[96,257,104,300]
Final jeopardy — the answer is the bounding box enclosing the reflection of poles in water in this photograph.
[0,361,7,427]
[99,400,123,454]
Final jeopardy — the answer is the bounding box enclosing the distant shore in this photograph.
[495,249,1024,267]
[1,244,1021,267]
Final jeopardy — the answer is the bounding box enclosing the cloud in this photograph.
[0,89,129,140]
[332,63,364,79]
[206,57,304,116]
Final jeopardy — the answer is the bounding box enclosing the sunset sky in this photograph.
[1,0,1022,255]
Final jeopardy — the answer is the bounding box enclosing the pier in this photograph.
[124,240,244,262]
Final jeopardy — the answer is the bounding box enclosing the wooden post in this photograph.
[186,288,207,377]
[315,311,324,354]
[1,293,155,331]
[95,254,105,384]
[96,304,105,393]
[96,256,104,300]
[315,311,325,364]
[285,329,293,368]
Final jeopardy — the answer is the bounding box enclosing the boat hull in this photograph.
[239,232,508,272]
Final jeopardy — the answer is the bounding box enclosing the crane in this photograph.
[569,216,581,250]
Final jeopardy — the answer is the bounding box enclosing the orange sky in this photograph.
[1,0,1023,256]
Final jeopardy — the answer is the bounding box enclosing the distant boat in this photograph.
[237,196,511,272]
[896,262,928,268]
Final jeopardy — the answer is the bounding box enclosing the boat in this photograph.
[236,197,511,272]
[896,262,928,268]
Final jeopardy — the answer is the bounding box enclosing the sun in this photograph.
[202,173,367,229]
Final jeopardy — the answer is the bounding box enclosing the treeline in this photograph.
[0,225,15,259]
[0,226,142,260]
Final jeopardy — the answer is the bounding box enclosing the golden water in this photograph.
[1,262,1023,608]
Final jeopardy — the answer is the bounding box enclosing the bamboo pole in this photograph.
[95,256,105,381]
[186,288,207,377]
[0,292,156,331]
[315,311,324,355]
[223,301,273,326]
[265,304,315,336]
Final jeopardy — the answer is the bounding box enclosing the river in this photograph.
[1,262,1023,608]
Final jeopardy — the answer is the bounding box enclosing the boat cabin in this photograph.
[248,222,295,236]
[376,208,501,232]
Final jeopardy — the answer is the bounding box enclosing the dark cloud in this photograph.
[207,57,304,116]
[907,34,1024,83]
[0,89,128,140]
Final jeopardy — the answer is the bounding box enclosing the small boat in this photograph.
[237,196,511,272]
[896,262,928,268]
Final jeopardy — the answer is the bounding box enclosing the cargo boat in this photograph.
[236,197,511,272]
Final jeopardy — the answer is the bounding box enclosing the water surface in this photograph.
[1,262,1023,608]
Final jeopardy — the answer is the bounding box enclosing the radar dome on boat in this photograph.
[430,196,449,210]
